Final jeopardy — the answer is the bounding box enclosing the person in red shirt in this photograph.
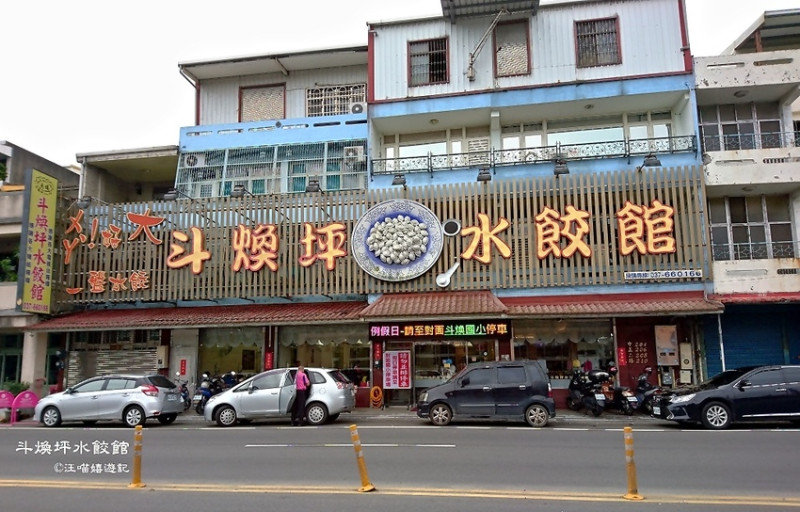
[292,365,310,426]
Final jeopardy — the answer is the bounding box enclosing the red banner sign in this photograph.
[383,350,411,389]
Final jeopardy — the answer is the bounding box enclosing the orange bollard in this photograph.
[622,426,643,500]
[349,424,376,492]
[128,425,146,489]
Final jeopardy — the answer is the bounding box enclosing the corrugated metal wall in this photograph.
[703,304,800,376]
[372,0,685,100]
[66,350,158,387]
[200,66,368,125]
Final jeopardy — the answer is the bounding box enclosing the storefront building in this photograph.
[27,166,721,407]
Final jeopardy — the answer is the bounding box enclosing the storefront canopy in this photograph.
[501,291,723,318]
[27,291,724,332]
[26,301,366,332]
[709,292,800,304]
[360,290,508,321]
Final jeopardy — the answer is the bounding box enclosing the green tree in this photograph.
[0,251,18,282]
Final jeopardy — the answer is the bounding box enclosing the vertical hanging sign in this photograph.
[382,350,411,389]
[19,170,57,314]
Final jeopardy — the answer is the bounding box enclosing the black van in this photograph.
[416,360,555,427]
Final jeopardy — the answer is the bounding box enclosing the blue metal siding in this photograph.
[704,305,793,376]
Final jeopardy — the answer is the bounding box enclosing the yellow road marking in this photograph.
[0,480,799,507]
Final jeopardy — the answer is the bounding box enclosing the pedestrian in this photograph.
[292,365,310,426]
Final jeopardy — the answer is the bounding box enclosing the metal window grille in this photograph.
[495,21,529,76]
[576,18,620,68]
[306,84,366,117]
[709,195,795,261]
[175,140,367,198]
[241,85,285,122]
[410,38,448,86]
[699,103,784,152]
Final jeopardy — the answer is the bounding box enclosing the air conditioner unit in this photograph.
[343,145,366,166]
[349,102,367,114]
[183,153,206,168]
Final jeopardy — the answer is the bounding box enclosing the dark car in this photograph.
[652,365,800,429]
[416,360,555,427]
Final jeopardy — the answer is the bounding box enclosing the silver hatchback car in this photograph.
[34,374,184,428]
[204,367,356,427]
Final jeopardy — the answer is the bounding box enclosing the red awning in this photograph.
[709,292,800,304]
[360,291,508,320]
[501,291,723,318]
[27,301,367,332]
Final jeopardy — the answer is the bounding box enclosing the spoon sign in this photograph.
[436,260,460,288]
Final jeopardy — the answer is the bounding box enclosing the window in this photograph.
[794,120,800,147]
[745,369,782,387]
[306,84,366,117]
[252,371,282,390]
[709,195,794,260]
[576,17,620,68]
[74,379,106,393]
[240,85,285,122]
[699,103,783,151]
[495,21,530,77]
[498,366,527,385]
[783,367,800,384]
[105,378,136,391]
[409,38,448,86]
[464,368,494,386]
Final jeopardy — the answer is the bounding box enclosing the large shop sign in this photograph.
[61,195,681,293]
[369,320,512,341]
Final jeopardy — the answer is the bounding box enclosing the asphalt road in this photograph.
[2,413,799,511]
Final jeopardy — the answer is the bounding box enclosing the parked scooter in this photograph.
[634,366,662,414]
[600,362,636,415]
[175,372,192,411]
[193,372,224,414]
[566,368,608,416]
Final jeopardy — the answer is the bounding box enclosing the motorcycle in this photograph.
[175,372,192,411]
[600,362,636,415]
[193,372,224,414]
[634,366,663,414]
[566,368,607,416]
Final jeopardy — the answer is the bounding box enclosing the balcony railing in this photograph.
[371,135,696,176]
[702,131,800,153]
[711,240,798,261]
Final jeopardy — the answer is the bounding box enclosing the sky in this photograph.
[1,0,798,168]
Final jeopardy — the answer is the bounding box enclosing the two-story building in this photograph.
[28,0,725,408]
[694,8,800,375]
[0,141,79,387]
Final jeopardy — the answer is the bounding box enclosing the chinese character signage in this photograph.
[20,170,57,313]
[383,350,411,389]
[369,321,511,341]
[55,169,706,304]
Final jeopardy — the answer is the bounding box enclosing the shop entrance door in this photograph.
[465,341,496,365]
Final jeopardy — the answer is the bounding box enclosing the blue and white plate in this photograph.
[351,199,444,282]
